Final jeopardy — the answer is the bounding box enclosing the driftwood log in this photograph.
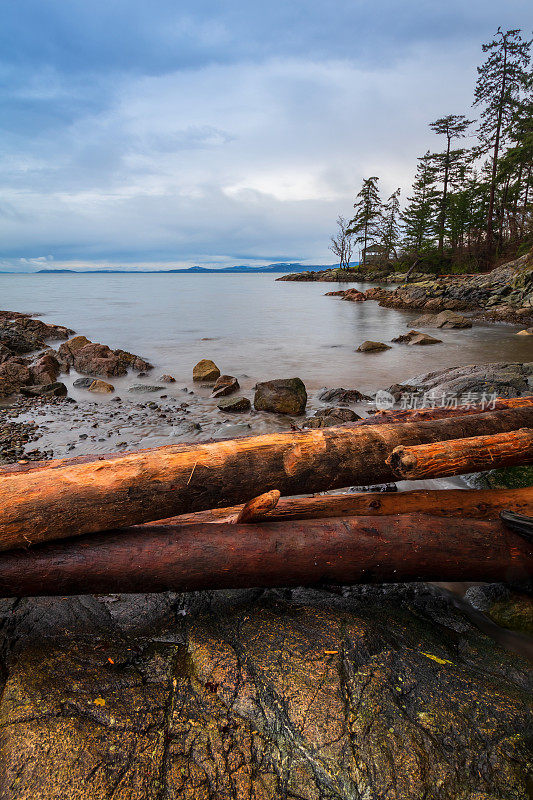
[2,405,533,551]
[0,514,530,597]
[388,428,533,479]
[357,395,533,425]
[165,486,533,524]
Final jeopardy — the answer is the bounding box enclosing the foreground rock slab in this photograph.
[0,585,530,799]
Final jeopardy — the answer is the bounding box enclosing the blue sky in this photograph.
[1,0,531,271]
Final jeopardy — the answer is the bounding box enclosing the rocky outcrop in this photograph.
[277,266,414,283]
[0,585,530,799]
[0,312,73,357]
[254,378,307,415]
[401,362,533,398]
[325,288,366,301]
[58,337,152,378]
[373,249,533,322]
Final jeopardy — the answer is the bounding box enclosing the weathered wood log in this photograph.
[235,490,281,523]
[162,486,533,524]
[2,405,533,551]
[0,515,530,597]
[388,428,533,480]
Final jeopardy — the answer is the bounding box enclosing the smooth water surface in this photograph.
[1,273,531,395]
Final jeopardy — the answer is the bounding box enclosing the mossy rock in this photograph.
[473,465,533,490]
[489,595,533,636]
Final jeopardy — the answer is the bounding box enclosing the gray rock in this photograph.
[404,362,533,398]
[411,310,472,329]
[217,396,251,412]
[212,375,240,397]
[128,384,165,393]
[357,340,392,352]
[306,407,361,428]
[318,387,370,403]
[73,377,94,388]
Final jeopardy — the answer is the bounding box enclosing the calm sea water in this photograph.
[1,273,531,396]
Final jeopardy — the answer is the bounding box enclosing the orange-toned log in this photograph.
[235,490,281,523]
[388,428,533,480]
[162,486,533,525]
[2,405,533,552]
[0,514,530,597]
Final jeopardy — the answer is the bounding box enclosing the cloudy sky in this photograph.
[1,0,531,271]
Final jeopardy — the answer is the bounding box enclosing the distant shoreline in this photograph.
[0,264,337,275]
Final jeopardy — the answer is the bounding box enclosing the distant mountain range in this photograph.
[28,263,330,275]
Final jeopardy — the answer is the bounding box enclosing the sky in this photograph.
[1,0,532,271]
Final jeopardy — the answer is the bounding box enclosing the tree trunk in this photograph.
[166,486,533,525]
[388,428,533,480]
[0,514,530,597]
[358,396,533,426]
[2,405,533,552]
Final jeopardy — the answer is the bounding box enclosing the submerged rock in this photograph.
[217,396,251,412]
[128,385,164,393]
[254,378,307,415]
[193,359,221,383]
[357,340,391,352]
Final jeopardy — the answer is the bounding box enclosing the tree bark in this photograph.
[357,396,533,426]
[388,428,533,480]
[166,486,533,525]
[2,405,533,552]
[236,490,281,523]
[0,515,530,597]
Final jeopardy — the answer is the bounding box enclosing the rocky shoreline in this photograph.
[282,249,533,325]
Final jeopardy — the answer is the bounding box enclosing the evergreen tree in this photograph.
[380,188,401,260]
[401,153,438,253]
[347,177,382,266]
[429,114,474,253]
[473,27,531,255]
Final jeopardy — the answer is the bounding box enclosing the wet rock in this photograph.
[88,380,115,394]
[58,337,151,378]
[0,587,530,799]
[254,378,307,415]
[411,310,472,329]
[325,288,366,301]
[0,360,32,397]
[128,385,165,393]
[159,374,176,383]
[517,328,533,335]
[387,383,423,402]
[72,377,94,388]
[20,382,68,398]
[0,344,13,364]
[212,374,239,397]
[404,362,533,398]
[193,359,221,383]
[318,387,370,403]
[357,340,391,352]
[217,396,251,412]
[305,406,361,428]
[392,331,443,346]
[30,353,60,385]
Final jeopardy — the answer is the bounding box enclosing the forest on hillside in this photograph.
[331,28,532,273]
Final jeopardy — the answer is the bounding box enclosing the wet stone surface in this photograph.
[0,584,531,799]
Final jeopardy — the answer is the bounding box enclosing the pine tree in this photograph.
[347,177,382,266]
[429,115,474,254]
[473,27,531,256]
[401,153,438,253]
[380,188,401,261]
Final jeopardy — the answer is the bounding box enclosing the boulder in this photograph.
[357,340,391,352]
[517,328,533,336]
[254,378,307,415]
[0,360,32,397]
[193,359,221,383]
[212,375,240,398]
[217,396,251,412]
[159,374,176,383]
[58,337,151,378]
[0,586,530,799]
[411,311,472,329]
[306,407,361,428]
[318,387,370,403]
[30,353,60,385]
[88,380,115,394]
[113,349,153,372]
[73,377,94,388]
[408,333,442,346]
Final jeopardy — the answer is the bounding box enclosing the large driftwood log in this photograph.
[388,428,533,480]
[164,486,533,524]
[2,405,533,551]
[0,515,530,597]
[358,395,533,426]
